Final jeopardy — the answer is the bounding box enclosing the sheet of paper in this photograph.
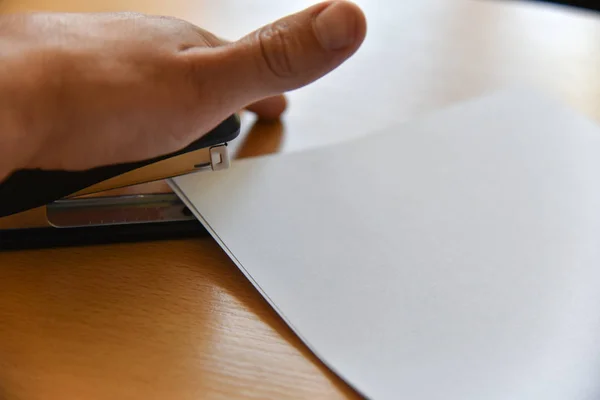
[171,89,600,399]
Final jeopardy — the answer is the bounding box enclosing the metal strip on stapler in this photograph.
[0,114,240,219]
[46,144,230,228]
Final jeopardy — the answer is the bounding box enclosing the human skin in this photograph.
[0,1,366,181]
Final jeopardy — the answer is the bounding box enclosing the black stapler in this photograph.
[0,114,240,250]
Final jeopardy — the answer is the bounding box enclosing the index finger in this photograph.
[244,94,288,120]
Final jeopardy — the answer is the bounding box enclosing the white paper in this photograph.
[171,89,600,400]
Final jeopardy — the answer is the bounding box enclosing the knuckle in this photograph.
[154,16,221,49]
[196,30,223,48]
[257,21,297,78]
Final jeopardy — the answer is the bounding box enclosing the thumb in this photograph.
[200,1,366,108]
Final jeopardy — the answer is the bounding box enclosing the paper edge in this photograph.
[168,178,369,398]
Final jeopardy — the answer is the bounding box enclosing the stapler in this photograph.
[0,114,240,250]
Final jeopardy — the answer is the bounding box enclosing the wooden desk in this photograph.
[1,1,599,399]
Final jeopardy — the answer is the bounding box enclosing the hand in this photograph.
[0,1,366,179]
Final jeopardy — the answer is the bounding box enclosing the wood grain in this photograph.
[0,239,360,400]
[1,0,600,399]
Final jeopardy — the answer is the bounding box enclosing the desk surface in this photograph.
[1,1,599,399]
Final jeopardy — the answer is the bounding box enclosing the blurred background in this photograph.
[0,0,597,150]
[1,0,599,13]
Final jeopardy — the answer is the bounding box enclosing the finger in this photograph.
[196,29,230,48]
[189,1,366,110]
[195,32,289,120]
[245,94,288,120]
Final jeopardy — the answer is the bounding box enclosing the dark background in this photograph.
[527,0,600,11]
